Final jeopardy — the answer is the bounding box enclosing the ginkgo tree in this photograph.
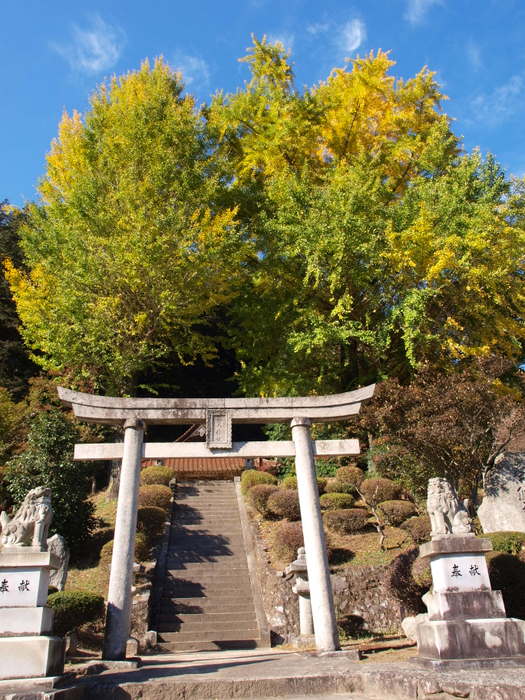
[6,40,525,397]
[211,40,525,395]
[7,59,251,393]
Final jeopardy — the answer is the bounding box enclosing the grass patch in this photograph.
[66,492,117,596]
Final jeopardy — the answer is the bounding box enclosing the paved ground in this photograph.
[2,647,525,699]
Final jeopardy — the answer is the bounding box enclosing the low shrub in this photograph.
[280,475,326,494]
[140,466,173,486]
[325,478,353,494]
[100,531,150,564]
[281,475,297,490]
[320,493,354,510]
[48,591,105,637]
[335,465,365,490]
[249,484,279,517]
[267,489,301,521]
[485,531,525,556]
[316,477,328,495]
[386,547,427,615]
[271,521,304,563]
[359,477,402,506]
[377,500,417,526]
[401,515,431,544]
[137,506,167,542]
[486,551,525,619]
[411,556,432,588]
[138,484,172,511]
[240,469,277,494]
[323,508,369,535]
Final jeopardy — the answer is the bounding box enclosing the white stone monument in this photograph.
[478,453,525,533]
[0,487,65,680]
[414,478,525,668]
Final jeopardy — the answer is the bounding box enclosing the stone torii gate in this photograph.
[58,384,374,659]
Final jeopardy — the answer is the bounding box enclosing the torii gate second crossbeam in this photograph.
[58,384,375,659]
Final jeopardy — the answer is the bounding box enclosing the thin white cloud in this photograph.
[466,40,482,70]
[268,32,295,53]
[307,22,330,36]
[404,0,442,26]
[470,75,524,126]
[51,15,124,74]
[338,18,366,54]
[173,53,210,90]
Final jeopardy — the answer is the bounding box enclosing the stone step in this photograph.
[161,597,255,610]
[158,610,258,623]
[165,571,250,579]
[162,589,254,600]
[157,618,259,633]
[160,607,257,617]
[158,638,263,652]
[158,628,260,642]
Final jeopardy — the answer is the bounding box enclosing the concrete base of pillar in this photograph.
[290,633,316,649]
[0,635,65,679]
[416,617,525,664]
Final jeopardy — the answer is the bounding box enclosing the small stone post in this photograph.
[291,418,339,652]
[103,418,144,660]
[285,547,314,646]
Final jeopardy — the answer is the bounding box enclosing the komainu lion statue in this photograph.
[0,486,53,550]
[427,477,472,538]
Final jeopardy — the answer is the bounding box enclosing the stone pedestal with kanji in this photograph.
[0,549,65,679]
[415,535,525,669]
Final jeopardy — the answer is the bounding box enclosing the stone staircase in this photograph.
[155,479,267,652]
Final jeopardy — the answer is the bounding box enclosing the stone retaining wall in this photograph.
[248,517,423,642]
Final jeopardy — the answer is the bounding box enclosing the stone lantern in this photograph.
[286,547,315,647]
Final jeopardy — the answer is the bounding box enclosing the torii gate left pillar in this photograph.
[103,418,144,659]
[58,384,374,659]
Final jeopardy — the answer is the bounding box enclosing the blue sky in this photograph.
[3,0,525,206]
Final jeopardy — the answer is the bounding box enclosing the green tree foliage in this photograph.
[0,203,37,396]
[4,409,94,551]
[5,41,525,397]
[209,41,525,395]
[359,359,525,499]
[6,59,250,394]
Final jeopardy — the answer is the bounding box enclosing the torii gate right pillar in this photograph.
[291,417,339,651]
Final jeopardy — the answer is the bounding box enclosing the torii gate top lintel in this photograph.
[57,384,375,426]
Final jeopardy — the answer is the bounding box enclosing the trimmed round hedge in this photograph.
[411,556,432,588]
[267,489,301,521]
[48,591,105,636]
[138,484,172,511]
[319,492,354,510]
[377,499,417,526]
[401,515,431,544]
[240,470,277,494]
[335,465,365,490]
[281,475,297,490]
[486,551,525,619]
[100,531,150,563]
[140,466,173,486]
[249,484,279,517]
[325,478,353,494]
[359,477,402,506]
[137,506,167,542]
[280,475,326,494]
[271,521,304,563]
[323,508,369,535]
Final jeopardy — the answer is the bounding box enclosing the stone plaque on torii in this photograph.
[58,384,375,659]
